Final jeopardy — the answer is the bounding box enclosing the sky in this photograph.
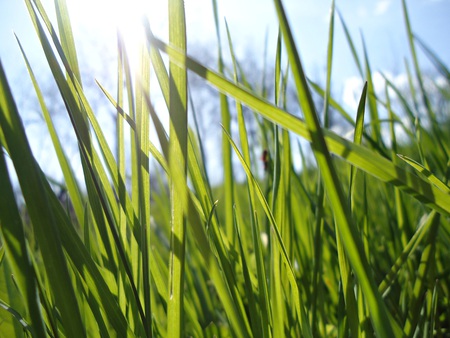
[0,0,449,183]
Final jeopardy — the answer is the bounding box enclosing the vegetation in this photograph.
[1,0,449,336]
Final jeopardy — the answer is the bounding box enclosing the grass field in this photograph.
[0,0,449,337]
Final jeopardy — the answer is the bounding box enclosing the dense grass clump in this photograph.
[1,0,449,337]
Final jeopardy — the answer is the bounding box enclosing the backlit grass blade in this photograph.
[145,23,252,336]
[0,137,46,337]
[0,60,85,338]
[16,36,84,226]
[212,0,235,241]
[25,1,150,331]
[53,0,81,84]
[226,20,271,336]
[397,154,450,194]
[147,35,450,215]
[166,0,188,336]
[341,77,367,338]
[311,3,335,334]
[135,43,153,336]
[272,0,395,336]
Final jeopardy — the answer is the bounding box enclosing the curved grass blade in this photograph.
[145,34,450,216]
[397,154,450,194]
[16,36,84,226]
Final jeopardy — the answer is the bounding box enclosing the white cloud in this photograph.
[375,0,392,15]
[342,76,364,112]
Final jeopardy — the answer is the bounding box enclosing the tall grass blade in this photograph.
[167,0,188,336]
[212,0,235,241]
[0,133,46,337]
[272,0,395,336]
[0,60,85,338]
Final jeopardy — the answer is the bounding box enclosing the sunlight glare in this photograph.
[67,0,168,73]
[111,0,166,72]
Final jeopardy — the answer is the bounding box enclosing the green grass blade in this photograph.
[272,1,395,336]
[53,0,81,84]
[167,0,188,336]
[0,141,46,338]
[0,60,85,338]
[337,9,363,77]
[212,0,235,241]
[16,36,84,226]
[135,44,153,336]
[147,35,450,215]
[362,36,382,146]
[397,154,450,194]
[224,129,313,338]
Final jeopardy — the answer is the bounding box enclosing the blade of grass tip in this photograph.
[361,35,383,147]
[212,0,235,241]
[0,144,46,337]
[343,82,367,337]
[272,1,397,336]
[323,0,335,128]
[0,61,85,338]
[146,33,450,216]
[167,0,188,336]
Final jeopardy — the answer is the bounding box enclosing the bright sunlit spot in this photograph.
[66,0,168,73]
[111,0,166,72]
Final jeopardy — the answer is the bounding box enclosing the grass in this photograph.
[1,0,450,336]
